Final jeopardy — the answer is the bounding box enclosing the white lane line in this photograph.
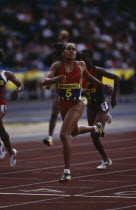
[1,140,135,167]
[0,155,136,176]
[74,183,136,196]
[75,195,136,199]
[2,136,135,161]
[80,180,129,183]
[0,168,136,191]
[106,204,136,210]
[0,192,70,197]
[114,191,136,196]
[0,196,67,209]
[19,188,64,193]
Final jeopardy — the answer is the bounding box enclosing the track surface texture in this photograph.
[0,131,136,210]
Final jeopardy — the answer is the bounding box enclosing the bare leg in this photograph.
[0,113,13,155]
[49,94,59,136]
[87,105,109,162]
[60,101,84,169]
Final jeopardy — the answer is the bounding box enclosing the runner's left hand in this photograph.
[111,95,117,108]
[9,89,19,101]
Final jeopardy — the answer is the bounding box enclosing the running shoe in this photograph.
[43,136,53,146]
[0,140,6,159]
[9,149,17,167]
[96,158,112,169]
[95,122,104,137]
[59,172,71,182]
[106,112,112,124]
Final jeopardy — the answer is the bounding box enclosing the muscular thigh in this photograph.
[60,101,84,135]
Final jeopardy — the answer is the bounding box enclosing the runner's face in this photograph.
[63,44,76,59]
[81,53,90,64]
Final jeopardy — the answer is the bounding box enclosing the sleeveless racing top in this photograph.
[82,66,105,104]
[0,70,7,105]
[58,62,82,101]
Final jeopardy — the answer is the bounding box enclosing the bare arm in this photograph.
[5,71,24,92]
[95,67,120,107]
[83,69,105,87]
[5,71,24,101]
[43,62,66,86]
[77,61,111,92]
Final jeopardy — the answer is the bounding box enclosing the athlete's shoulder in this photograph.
[4,70,14,76]
[52,61,62,66]
[50,61,62,70]
[76,60,86,66]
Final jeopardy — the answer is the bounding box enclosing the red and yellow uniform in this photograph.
[0,70,7,113]
[0,71,7,105]
[82,67,105,104]
[58,62,82,111]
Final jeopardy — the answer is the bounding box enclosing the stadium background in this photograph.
[0,1,136,210]
[0,0,135,139]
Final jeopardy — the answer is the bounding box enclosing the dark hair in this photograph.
[52,43,65,61]
[0,49,5,62]
[52,42,76,62]
[81,49,93,58]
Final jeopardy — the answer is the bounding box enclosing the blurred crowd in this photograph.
[0,0,136,70]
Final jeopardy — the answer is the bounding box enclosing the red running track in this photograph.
[0,131,136,210]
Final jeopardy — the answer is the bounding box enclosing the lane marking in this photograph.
[114,191,136,196]
[19,188,64,193]
[106,204,136,210]
[80,180,129,183]
[1,156,136,176]
[0,196,67,209]
[75,195,136,199]
[75,184,136,196]
[0,168,136,191]
[0,192,70,197]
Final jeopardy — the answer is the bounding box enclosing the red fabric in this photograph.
[59,62,81,84]
[82,67,97,89]
[0,99,7,105]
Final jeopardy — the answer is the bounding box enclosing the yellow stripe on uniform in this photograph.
[58,83,80,89]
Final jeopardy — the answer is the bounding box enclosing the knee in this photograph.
[71,131,79,137]
[60,131,69,140]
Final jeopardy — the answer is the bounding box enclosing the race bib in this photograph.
[58,83,81,101]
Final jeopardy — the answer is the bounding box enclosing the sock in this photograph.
[64,169,70,174]
[94,125,98,132]
[48,136,53,140]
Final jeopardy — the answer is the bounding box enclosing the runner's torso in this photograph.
[58,62,82,102]
[0,70,7,105]
[82,66,105,104]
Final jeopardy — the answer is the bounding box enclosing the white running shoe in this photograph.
[106,112,112,124]
[9,149,17,167]
[96,158,112,169]
[0,140,6,159]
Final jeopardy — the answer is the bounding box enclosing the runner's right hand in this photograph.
[55,75,67,83]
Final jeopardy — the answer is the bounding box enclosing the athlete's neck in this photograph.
[63,58,75,67]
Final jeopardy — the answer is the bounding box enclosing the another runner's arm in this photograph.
[5,71,24,101]
[5,71,24,92]
[95,67,120,107]
[43,62,66,86]
[81,62,111,90]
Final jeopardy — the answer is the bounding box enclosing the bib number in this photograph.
[66,89,72,98]
[101,101,109,111]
